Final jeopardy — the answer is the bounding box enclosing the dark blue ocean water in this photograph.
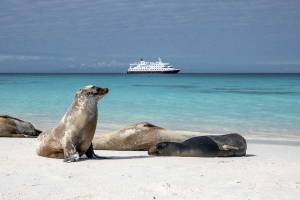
[0,74,299,137]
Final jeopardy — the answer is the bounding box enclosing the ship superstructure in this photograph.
[127,58,180,73]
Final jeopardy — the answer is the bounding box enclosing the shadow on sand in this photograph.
[245,154,256,157]
[76,154,256,162]
[76,155,150,162]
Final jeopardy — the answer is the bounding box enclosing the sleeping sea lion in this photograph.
[148,133,247,157]
[0,115,41,137]
[92,122,196,151]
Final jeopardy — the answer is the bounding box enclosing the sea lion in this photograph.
[92,122,196,151]
[148,133,247,157]
[36,85,108,162]
[0,115,41,137]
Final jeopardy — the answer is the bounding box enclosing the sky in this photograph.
[0,0,300,73]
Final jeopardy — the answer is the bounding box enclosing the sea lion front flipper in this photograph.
[221,144,239,151]
[63,140,80,162]
[85,144,108,159]
[63,153,80,162]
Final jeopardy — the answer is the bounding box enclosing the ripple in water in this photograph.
[132,84,198,89]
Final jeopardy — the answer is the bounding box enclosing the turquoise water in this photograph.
[0,74,300,136]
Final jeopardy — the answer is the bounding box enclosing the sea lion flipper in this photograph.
[85,144,97,158]
[64,153,80,162]
[35,129,42,134]
[221,144,239,151]
[85,144,108,159]
[63,140,80,162]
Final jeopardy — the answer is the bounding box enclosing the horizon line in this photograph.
[1,72,300,75]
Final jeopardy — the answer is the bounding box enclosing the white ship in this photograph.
[127,58,180,74]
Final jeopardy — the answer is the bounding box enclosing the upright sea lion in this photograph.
[148,133,247,157]
[0,115,41,137]
[36,85,108,162]
[92,122,196,151]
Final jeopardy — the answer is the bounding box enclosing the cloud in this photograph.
[0,1,300,72]
[260,61,300,65]
[0,54,75,62]
[79,60,127,69]
[0,54,42,61]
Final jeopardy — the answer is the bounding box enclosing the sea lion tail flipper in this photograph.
[221,145,239,151]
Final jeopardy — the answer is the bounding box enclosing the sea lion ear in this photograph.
[76,89,83,96]
[84,85,94,89]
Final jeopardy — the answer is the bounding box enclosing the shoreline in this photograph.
[33,122,300,147]
[17,122,300,147]
[3,113,300,146]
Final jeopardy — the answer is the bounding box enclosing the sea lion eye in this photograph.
[158,143,167,149]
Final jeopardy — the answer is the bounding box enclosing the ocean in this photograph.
[0,73,299,138]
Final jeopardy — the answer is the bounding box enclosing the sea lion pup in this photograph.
[36,85,109,162]
[0,115,41,137]
[92,122,196,151]
[148,133,247,157]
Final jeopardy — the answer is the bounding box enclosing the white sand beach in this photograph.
[0,137,300,200]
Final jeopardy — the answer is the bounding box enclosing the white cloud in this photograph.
[80,60,126,68]
[254,60,300,65]
[0,54,42,61]
[0,54,75,62]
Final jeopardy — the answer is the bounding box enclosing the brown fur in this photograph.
[92,122,196,151]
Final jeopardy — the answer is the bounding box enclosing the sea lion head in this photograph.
[76,85,109,101]
[148,142,181,156]
[17,121,42,137]
[0,115,42,137]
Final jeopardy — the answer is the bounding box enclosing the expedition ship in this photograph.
[127,58,180,73]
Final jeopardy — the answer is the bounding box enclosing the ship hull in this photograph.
[127,70,180,74]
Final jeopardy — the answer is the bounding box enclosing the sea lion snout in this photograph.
[148,142,184,156]
[95,87,109,101]
[148,142,169,156]
[98,87,109,95]
[148,146,158,155]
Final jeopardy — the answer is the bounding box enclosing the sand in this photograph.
[0,138,300,200]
